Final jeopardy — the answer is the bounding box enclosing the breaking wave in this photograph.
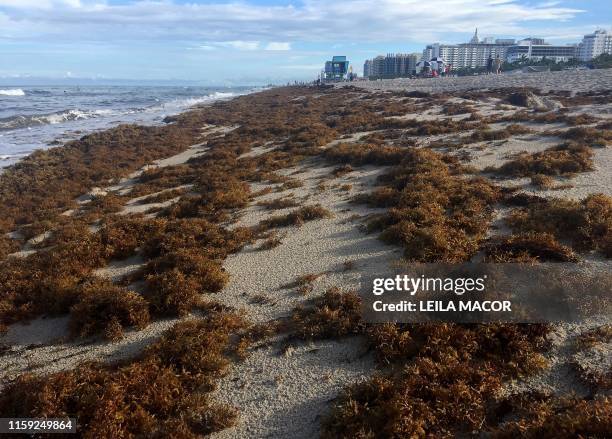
[0,109,118,131]
[0,91,240,132]
[158,91,237,111]
[0,89,25,96]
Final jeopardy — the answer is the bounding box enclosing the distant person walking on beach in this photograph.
[486,56,493,75]
[495,56,502,74]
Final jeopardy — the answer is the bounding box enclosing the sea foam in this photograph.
[0,89,25,96]
[160,91,237,110]
[0,109,120,131]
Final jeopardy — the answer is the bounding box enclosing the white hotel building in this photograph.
[505,38,577,63]
[577,29,612,61]
[421,29,612,68]
[422,29,514,69]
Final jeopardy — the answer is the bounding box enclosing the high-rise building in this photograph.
[422,40,513,69]
[363,59,373,78]
[363,53,419,78]
[577,29,612,61]
[506,38,577,63]
[367,56,385,77]
[421,29,516,69]
[421,46,435,63]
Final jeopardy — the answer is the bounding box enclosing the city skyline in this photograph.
[0,0,610,84]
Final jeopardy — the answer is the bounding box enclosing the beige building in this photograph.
[364,53,419,78]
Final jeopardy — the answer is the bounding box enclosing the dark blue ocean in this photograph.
[0,85,255,168]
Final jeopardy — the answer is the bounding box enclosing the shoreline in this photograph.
[0,86,262,172]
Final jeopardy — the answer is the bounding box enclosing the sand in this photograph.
[211,158,400,438]
[502,315,610,398]
[341,68,612,94]
[0,316,183,386]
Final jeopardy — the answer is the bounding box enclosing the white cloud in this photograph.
[0,0,80,9]
[537,24,612,41]
[191,40,291,52]
[0,1,587,44]
[218,40,260,50]
[265,42,291,51]
[0,0,51,8]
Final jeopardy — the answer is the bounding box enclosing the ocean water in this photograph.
[0,85,254,168]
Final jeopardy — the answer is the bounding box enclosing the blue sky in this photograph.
[0,0,610,84]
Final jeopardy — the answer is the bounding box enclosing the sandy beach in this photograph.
[340,68,612,93]
[0,69,610,437]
